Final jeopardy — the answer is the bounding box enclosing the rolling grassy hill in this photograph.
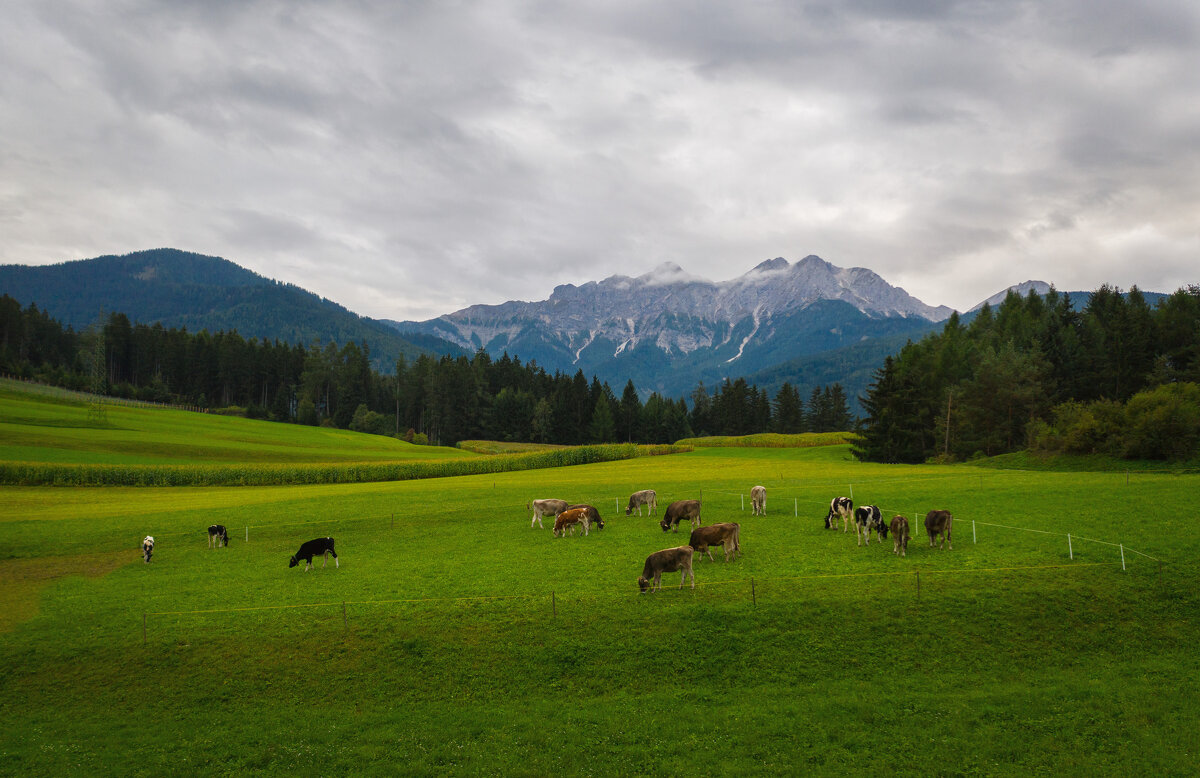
[0,395,1196,774]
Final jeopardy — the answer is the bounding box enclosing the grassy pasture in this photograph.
[1,442,1197,775]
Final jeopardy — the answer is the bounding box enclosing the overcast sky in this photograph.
[3,1,1198,320]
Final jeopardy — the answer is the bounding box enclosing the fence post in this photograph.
[741,494,744,511]
[615,497,619,515]
[751,577,756,606]
[972,520,976,544]
[1120,544,1126,571]
[1068,534,1073,560]
[245,526,248,542]
[794,498,797,517]
[849,484,853,500]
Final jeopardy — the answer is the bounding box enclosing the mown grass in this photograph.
[1,442,1197,775]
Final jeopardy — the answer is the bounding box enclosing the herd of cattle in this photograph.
[141,488,953,593]
[528,488,954,592]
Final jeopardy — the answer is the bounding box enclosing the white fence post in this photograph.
[1068,533,1073,560]
[849,484,854,500]
[1120,544,1126,571]
[245,526,249,542]
[741,494,744,511]
[794,498,797,517]
[972,520,976,544]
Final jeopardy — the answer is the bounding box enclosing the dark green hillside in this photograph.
[0,248,464,371]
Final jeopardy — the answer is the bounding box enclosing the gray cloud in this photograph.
[2,0,1198,321]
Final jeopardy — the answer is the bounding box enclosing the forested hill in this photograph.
[0,249,463,371]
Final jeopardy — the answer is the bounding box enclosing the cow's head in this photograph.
[660,519,671,532]
[877,521,889,538]
[288,555,299,568]
[595,516,605,530]
[637,576,651,593]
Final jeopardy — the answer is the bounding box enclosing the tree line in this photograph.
[854,284,1200,463]
[0,295,851,446]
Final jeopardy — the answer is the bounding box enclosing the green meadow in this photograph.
[1,385,1198,775]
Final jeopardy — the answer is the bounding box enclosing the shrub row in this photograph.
[675,432,857,448]
[0,443,691,487]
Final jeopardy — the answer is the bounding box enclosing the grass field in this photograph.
[1,383,1198,775]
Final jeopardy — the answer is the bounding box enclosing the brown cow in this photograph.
[924,510,953,550]
[660,499,702,533]
[750,486,766,516]
[565,504,604,530]
[637,546,695,592]
[889,515,910,557]
[553,507,597,537]
[688,522,741,562]
[528,499,569,529]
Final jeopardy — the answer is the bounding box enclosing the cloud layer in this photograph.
[3,0,1198,319]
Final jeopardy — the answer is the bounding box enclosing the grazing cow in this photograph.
[924,510,953,550]
[660,499,702,533]
[566,504,604,531]
[688,522,741,562]
[142,536,154,563]
[290,537,338,571]
[528,499,569,529]
[889,515,911,557]
[637,546,695,593]
[750,486,766,516]
[553,507,600,537]
[625,489,658,516]
[207,524,229,548]
[853,505,887,546]
[825,497,853,531]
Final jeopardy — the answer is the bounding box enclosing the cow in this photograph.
[207,524,229,548]
[825,496,853,531]
[566,504,604,530]
[750,486,766,516]
[528,499,569,529]
[925,510,953,550]
[688,522,741,562]
[290,537,338,571]
[660,499,702,533]
[553,507,601,537]
[142,536,154,563]
[625,489,658,516]
[889,515,910,557]
[637,546,695,593]
[853,505,887,546]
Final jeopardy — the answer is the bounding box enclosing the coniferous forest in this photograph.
[854,284,1200,463]
[0,295,850,446]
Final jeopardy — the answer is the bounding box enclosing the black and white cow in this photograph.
[853,505,888,546]
[289,537,338,571]
[825,496,853,531]
[208,524,229,548]
[142,536,154,563]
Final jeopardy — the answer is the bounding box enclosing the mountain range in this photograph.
[389,255,956,400]
[0,248,462,372]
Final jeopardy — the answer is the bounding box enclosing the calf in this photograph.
[553,507,598,537]
[750,486,766,516]
[290,537,338,571]
[142,536,154,563]
[625,489,658,516]
[660,499,702,533]
[924,510,953,550]
[528,498,569,529]
[637,546,695,593]
[853,505,887,546]
[825,496,853,531]
[207,524,229,548]
[889,515,910,557]
[688,522,741,562]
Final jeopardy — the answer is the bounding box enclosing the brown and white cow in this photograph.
[688,522,741,562]
[750,486,766,516]
[625,489,658,516]
[825,496,853,531]
[889,515,910,557]
[637,546,695,592]
[924,510,953,550]
[528,498,569,529]
[553,507,601,537]
[660,499,702,533]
